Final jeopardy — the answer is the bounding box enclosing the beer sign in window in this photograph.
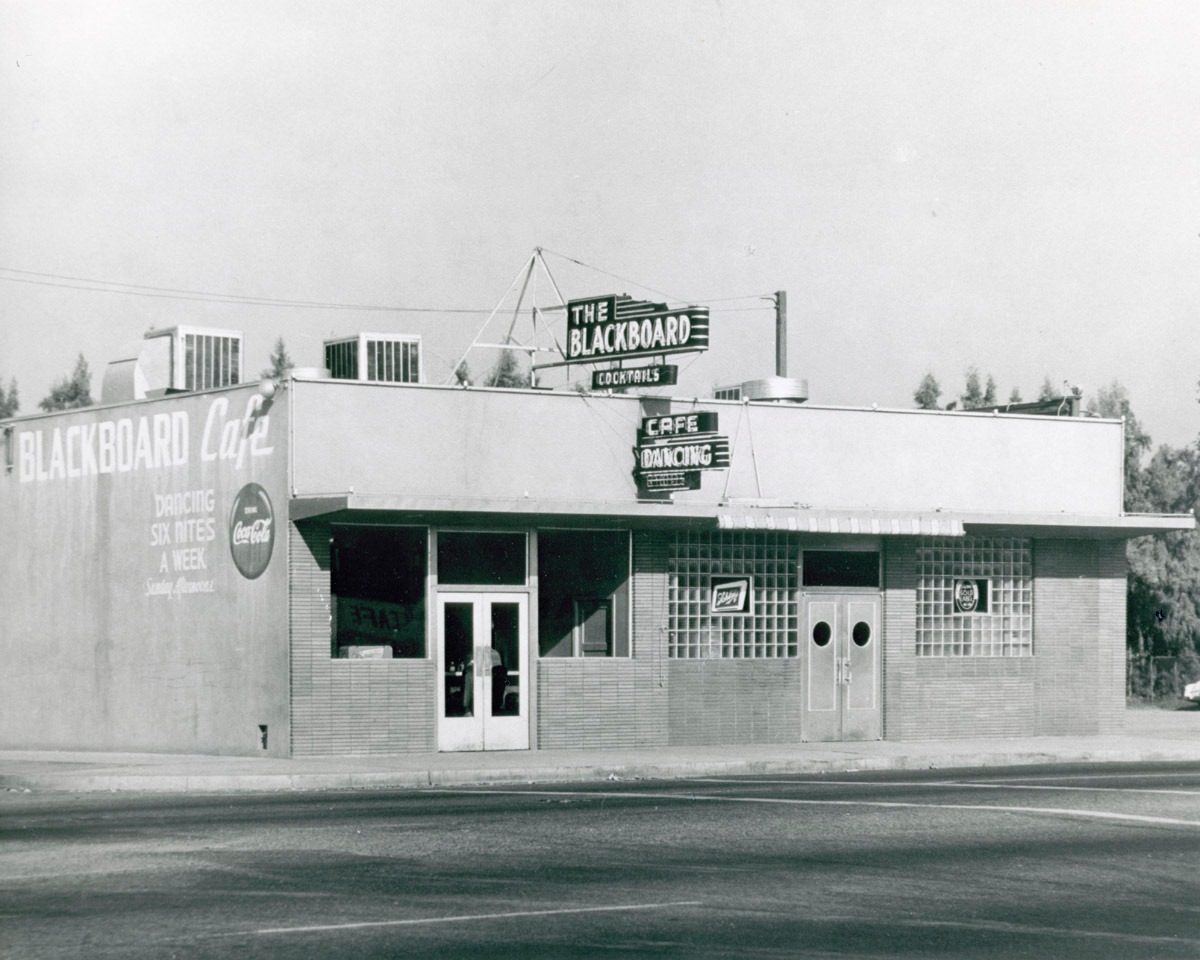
[952,578,991,615]
[710,576,754,616]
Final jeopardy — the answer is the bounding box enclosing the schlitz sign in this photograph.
[710,576,754,615]
[566,295,710,364]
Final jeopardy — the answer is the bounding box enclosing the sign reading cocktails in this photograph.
[565,295,710,364]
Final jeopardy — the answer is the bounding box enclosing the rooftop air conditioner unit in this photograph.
[101,325,243,403]
[324,333,421,384]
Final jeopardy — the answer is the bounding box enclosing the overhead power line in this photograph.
[0,267,493,314]
[537,248,777,306]
[0,264,775,315]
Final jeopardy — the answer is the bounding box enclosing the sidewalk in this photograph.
[2,708,1197,795]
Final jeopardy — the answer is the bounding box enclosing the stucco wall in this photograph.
[0,385,290,755]
[289,380,1124,517]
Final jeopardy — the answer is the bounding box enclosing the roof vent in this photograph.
[714,376,808,403]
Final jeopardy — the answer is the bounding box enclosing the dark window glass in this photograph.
[575,598,612,657]
[442,602,473,715]
[853,621,872,647]
[490,603,520,714]
[437,532,526,585]
[331,526,427,658]
[802,551,880,588]
[538,530,630,657]
[812,621,832,647]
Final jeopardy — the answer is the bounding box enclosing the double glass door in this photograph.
[803,594,881,742]
[437,593,528,751]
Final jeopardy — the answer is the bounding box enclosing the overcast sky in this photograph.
[2,1,1198,449]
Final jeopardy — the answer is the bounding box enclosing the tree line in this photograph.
[913,367,1070,411]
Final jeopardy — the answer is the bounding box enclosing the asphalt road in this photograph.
[3,763,1200,959]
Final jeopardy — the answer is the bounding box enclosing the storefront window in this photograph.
[331,526,427,658]
[916,537,1032,656]
[437,531,527,585]
[538,530,630,657]
[802,550,880,587]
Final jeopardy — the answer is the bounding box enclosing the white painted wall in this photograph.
[290,381,1124,517]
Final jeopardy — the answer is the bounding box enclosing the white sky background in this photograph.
[1,1,1198,449]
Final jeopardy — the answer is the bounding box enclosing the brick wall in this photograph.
[669,660,803,744]
[287,524,1129,753]
[535,530,669,749]
[883,537,1128,740]
[1033,539,1127,736]
[289,520,435,756]
[1095,540,1128,735]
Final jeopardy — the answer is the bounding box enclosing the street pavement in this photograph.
[4,762,1200,958]
[1,705,1197,794]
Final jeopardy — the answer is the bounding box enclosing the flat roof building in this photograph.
[1,323,1192,757]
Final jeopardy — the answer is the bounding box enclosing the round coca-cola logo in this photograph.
[229,483,274,580]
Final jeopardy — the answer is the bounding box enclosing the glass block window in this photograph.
[915,537,1033,657]
[668,531,798,659]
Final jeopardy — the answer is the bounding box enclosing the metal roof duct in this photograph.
[713,376,809,403]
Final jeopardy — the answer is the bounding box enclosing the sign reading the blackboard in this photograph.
[565,295,710,364]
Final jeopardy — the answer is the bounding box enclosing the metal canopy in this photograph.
[290,494,1193,540]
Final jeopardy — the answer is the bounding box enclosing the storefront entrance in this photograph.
[802,594,880,741]
[437,593,529,751]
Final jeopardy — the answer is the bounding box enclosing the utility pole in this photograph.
[774,290,787,378]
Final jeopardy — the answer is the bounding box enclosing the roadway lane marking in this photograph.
[943,782,1200,796]
[252,901,704,936]
[682,777,1200,796]
[895,917,1200,947]
[437,788,1200,829]
[976,771,1200,783]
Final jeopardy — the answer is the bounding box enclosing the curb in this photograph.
[5,746,1200,794]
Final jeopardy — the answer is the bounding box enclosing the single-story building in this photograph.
[1,324,1191,757]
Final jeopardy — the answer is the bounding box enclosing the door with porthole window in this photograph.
[803,595,880,741]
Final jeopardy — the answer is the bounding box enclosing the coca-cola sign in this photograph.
[229,483,274,580]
